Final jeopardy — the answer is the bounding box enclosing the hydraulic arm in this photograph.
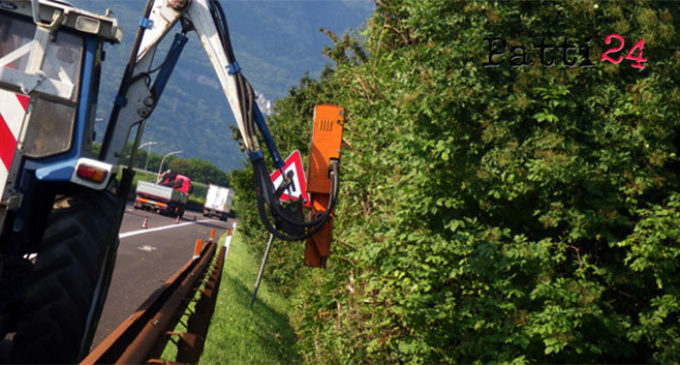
[99,0,340,241]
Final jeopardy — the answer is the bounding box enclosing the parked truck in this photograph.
[203,184,233,221]
[135,170,191,218]
[0,0,342,362]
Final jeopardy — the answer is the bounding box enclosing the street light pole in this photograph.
[138,141,158,172]
[157,150,183,182]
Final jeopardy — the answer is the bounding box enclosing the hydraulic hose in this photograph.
[254,161,340,241]
[206,0,339,240]
[208,0,257,142]
[269,165,340,228]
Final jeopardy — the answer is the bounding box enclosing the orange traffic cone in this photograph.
[193,239,203,259]
[142,217,148,229]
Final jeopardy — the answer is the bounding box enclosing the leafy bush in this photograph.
[233,0,680,362]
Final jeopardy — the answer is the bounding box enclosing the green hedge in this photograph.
[232,1,680,363]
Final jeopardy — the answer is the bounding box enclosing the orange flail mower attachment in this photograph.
[305,104,344,268]
[307,104,344,195]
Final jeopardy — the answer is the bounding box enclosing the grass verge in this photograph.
[161,231,301,364]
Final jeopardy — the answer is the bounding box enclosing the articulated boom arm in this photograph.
[101,0,339,242]
[100,0,271,165]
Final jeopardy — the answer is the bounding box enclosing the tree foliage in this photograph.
[232,0,680,362]
[167,157,230,186]
[112,141,229,186]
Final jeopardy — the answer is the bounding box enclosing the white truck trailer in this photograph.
[202,185,234,221]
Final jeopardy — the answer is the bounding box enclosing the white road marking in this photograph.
[119,219,212,239]
[137,245,157,252]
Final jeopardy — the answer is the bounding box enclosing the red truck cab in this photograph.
[158,170,192,195]
[135,170,192,218]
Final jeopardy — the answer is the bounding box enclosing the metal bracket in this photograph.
[139,17,154,29]
[31,0,65,30]
[248,150,264,162]
[2,193,23,211]
[114,95,128,107]
[18,71,46,95]
[226,62,241,75]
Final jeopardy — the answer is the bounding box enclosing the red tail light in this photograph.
[76,164,108,183]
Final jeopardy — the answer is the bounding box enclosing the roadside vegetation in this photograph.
[198,232,300,364]
[229,1,680,363]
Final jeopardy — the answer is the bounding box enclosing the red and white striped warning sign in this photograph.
[270,150,309,205]
[0,89,29,202]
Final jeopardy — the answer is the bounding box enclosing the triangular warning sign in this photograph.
[270,150,309,204]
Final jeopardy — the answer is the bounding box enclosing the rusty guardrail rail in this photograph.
[82,228,228,364]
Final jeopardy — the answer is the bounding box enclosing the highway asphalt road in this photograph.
[90,203,232,349]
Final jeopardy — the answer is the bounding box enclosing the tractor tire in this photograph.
[9,188,123,363]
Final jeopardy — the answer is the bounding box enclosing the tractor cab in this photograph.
[0,0,121,218]
[0,0,122,260]
[1,9,85,158]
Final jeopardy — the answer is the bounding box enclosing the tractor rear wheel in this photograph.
[10,187,123,363]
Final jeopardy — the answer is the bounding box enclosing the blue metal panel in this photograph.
[34,158,80,180]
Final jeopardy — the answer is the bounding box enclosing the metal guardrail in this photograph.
[81,229,228,364]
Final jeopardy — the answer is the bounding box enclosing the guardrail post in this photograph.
[250,233,274,307]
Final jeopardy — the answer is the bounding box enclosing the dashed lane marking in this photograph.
[119,219,213,239]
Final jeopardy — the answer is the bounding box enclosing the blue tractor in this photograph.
[0,0,341,362]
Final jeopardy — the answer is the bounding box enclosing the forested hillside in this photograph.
[231,1,680,363]
[71,0,372,171]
